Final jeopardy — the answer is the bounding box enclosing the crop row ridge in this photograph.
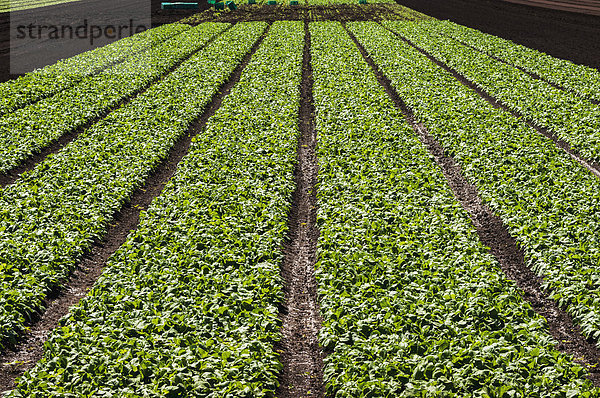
[443,34,600,107]
[380,23,600,181]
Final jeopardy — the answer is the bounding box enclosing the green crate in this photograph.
[214,1,225,8]
[358,0,367,3]
[290,0,298,4]
[267,0,276,4]
[248,0,256,3]
[226,0,236,8]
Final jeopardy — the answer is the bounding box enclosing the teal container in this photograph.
[161,2,199,9]
[226,0,236,8]
[290,0,298,4]
[268,0,276,4]
[214,1,225,8]
[358,0,367,3]
[248,0,256,3]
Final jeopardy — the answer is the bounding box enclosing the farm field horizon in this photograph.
[0,1,599,396]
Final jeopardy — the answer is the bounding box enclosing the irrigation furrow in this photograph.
[275,21,325,398]
[378,23,600,181]
[0,23,232,188]
[345,23,600,385]
[0,24,270,392]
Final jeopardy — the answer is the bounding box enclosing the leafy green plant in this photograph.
[0,23,189,117]
[0,21,266,351]
[386,21,600,163]
[350,20,600,353]
[313,21,598,396]
[0,23,229,174]
[10,20,304,397]
[430,20,600,104]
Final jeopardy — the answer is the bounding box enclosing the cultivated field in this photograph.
[0,2,599,397]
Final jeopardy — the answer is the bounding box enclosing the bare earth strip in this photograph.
[275,21,325,398]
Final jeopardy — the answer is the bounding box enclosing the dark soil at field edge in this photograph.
[346,23,600,386]
[394,0,600,70]
[180,3,422,24]
[0,24,269,393]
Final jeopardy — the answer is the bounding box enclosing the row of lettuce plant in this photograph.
[385,21,600,163]
[0,22,228,175]
[9,20,304,397]
[0,23,189,117]
[348,21,600,348]
[311,21,597,396]
[429,19,600,104]
[0,22,266,350]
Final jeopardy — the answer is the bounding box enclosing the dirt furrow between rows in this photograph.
[381,25,600,180]
[345,23,600,386]
[446,35,600,106]
[275,21,325,398]
[0,24,233,188]
[0,24,269,392]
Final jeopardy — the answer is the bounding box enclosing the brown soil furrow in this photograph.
[0,24,232,188]
[275,21,325,398]
[445,35,600,106]
[345,23,600,386]
[0,23,269,393]
[381,25,600,181]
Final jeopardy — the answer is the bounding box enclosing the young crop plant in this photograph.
[0,23,189,117]
[430,20,600,104]
[0,22,228,174]
[10,20,304,397]
[310,20,598,396]
[350,20,600,350]
[389,21,600,163]
[0,22,266,350]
